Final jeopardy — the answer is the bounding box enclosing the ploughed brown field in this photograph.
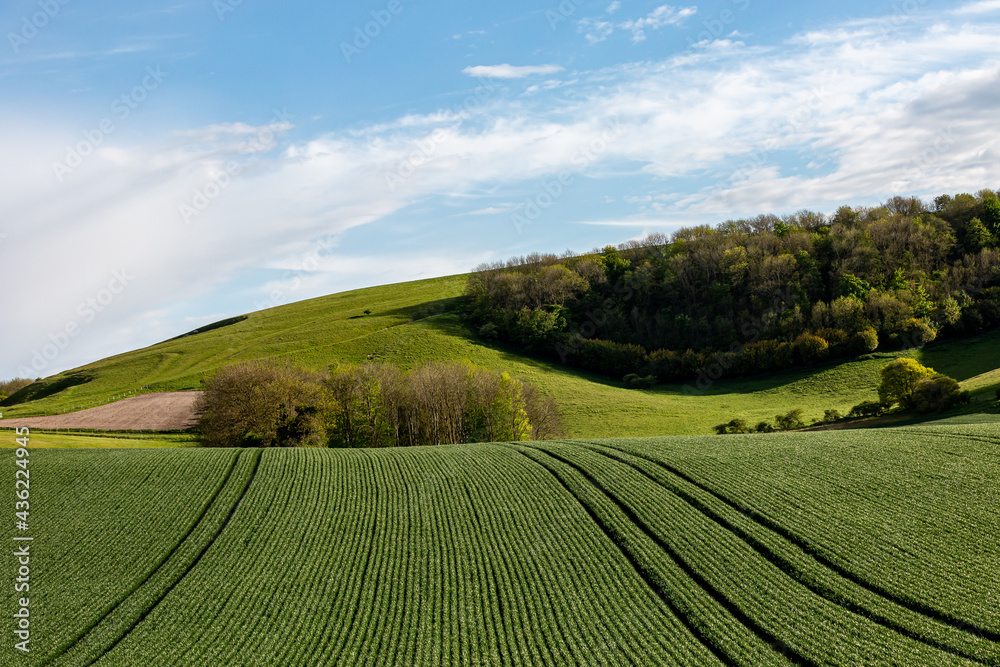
[0,391,202,431]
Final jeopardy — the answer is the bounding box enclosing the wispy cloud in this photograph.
[4,7,1000,376]
[462,64,564,78]
[580,4,697,44]
[953,0,1000,14]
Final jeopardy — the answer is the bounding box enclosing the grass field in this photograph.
[4,274,999,436]
[0,430,197,448]
[6,416,998,666]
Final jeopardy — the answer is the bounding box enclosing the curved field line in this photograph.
[593,439,1000,645]
[578,441,995,665]
[39,451,243,666]
[81,449,263,667]
[513,446,763,667]
[521,444,819,667]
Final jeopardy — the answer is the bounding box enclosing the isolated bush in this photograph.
[754,421,776,433]
[911,376,969,413]
[477,322,499,340]
[623,373,657,389]
[877,358,940,409]
[774,408,806,431]
[196,361,327,448]
[849,327,880,355]
[823,409,842,423]
[849,400,886,418]
[714,418,751,435]
[793,333,829,365]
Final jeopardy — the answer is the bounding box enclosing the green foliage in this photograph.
[775,408,806,431]
[849,327,880,355]
[983,197,1000,237]
[962,217,996,252]
[623,373,657,389]
[198,359,562,448]
[25,421,1000,664]
[755,420,776,433]
[911,376,969,413]
[877,358,939,408]
[714,417,750,434]
[839,274,872,300]
[196,361,328,448]
[824,409,843,423]
[849,400,886,418]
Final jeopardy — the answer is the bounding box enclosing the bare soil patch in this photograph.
[0,392,203,431]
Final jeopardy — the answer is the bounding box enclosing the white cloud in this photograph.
[4,7,1000,377]
[580,4,696,44]
[462,64,564,78]
[953,0,1000,14]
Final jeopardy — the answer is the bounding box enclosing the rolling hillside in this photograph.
[6,418,999,665]
[3,274,999,437]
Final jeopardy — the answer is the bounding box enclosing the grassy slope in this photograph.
[6,418,998,666]
[4,273,999,436]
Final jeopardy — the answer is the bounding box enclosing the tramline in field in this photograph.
[4,420,998,666]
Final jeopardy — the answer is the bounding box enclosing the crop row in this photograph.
[575,440,998,664]
[1,448,240,666]
[598,425,1000,635]
[91,446,729,665]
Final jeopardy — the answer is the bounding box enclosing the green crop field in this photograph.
[4,274,1000,436]
[6,417,998,665]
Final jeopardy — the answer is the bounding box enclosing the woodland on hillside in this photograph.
[468,191,1000,383]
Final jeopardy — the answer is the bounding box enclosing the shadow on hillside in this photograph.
[1,371,95,407]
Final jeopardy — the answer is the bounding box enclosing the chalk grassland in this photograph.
[4,274,999,436]
[4,420,998,665]
[0,431,197,448]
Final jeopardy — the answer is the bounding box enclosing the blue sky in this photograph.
[2,0,1000,379]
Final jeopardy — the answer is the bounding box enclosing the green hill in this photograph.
[6,418,999,665]
[3,274,999,436]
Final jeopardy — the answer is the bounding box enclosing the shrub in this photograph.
[623,373,657,389]
[196,361,328,448]
[823,409,842,423]
[775,408,806,431]
[995,388,1000,403]
[477,322,499,340]
[849,327,879,355]
[911,376,969,413]
[754,421,776,433]
[793,333,829,365]
[714,418,751,435]
[849,400,885,418]
[877,358,938,409]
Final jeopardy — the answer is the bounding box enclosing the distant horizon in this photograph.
[3,0,999,378]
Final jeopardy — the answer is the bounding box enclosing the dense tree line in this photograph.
[468,191,1000,383]
[196,360,563,448]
